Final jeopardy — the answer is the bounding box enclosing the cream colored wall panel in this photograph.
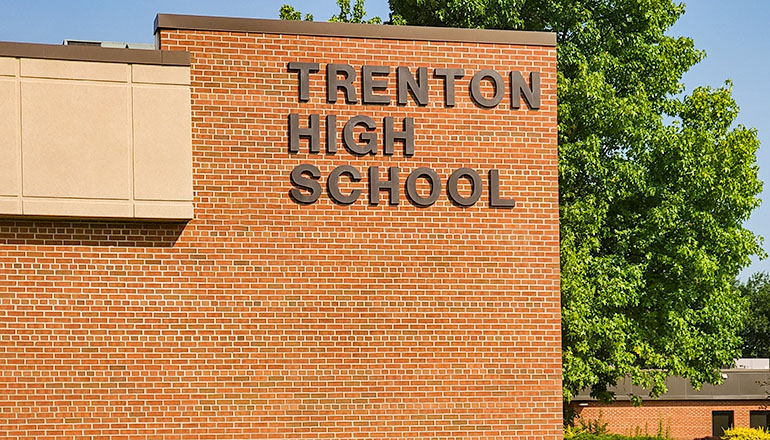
[21,80,131,199]
[0,57,17,77]
[134,201,194,220]
[23,199,132,218]
[0,197,21,215]
[0,55,194,221]
[0,79,19,197]
[132,85,193,202]
[21,58,128,82]
[132,65,189,85]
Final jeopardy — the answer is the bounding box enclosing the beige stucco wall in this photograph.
[0,57,192,220]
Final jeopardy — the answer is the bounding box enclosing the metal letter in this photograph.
[511,71,541,110]
[287,62,319,102]
[326,115,337,154]
[470,69,504,108]
[489,170,515,208]
[406,167,441,207]
[288,113,320,154]
[328,165,362,205]
[343,115,378,156]
[434,68,464,107]
[327,63,357,104]
[368,166,400,205]
[397,66,428,105]
[289,164,322,204]
[362,65,391,104]
[447,168,482,207]
[383,117,414,157]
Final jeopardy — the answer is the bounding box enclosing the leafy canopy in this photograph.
[330,0,382,24]
[281,0,764,403]
[281,0,382,24]
[279,5,313,21]
[281,0,405,25]
[737,272,770,358]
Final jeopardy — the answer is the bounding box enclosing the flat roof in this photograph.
[0,41,189,66]
[154,13,557,47]
[573,371,770,402]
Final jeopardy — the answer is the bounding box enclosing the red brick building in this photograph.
[572,370,770,439]
[0,14,560,439]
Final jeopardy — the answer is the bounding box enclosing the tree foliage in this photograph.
[389,0,763,404]
[279,4,313,21]
[330,0,382,24]
[280,0,765,404]
[280,0,382,24]
[737,272,770,358]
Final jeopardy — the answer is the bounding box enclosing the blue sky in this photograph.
[1,0,767,278]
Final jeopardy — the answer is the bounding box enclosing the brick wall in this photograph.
[0,23,560,439]
[574,401,770,440]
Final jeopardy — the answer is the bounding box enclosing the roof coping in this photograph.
[154,13,556,47]
[0,41,189,66]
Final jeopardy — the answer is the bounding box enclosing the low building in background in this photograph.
[572,359,770,439]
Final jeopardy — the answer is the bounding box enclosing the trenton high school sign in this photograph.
[286,63,540,207]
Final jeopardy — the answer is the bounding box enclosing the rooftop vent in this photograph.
[735,358,770,370]
[63,39,155,50]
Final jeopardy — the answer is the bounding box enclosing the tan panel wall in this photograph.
[0,56,17,76]
[132,64,189,85]
[21,58,129,82]
[21,81,131,199]
[132,85,192,203]
[0,56,192,220]
[0,77,19,198]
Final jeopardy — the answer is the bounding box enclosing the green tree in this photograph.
[330,0,382,24]
[279,5,313,21]
[738,272,770,358]
[280,0,382,24]
[389,0,763,404]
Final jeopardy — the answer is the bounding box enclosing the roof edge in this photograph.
[154,13,557,47]
[0,41,189,66]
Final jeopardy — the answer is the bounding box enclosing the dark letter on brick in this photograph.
[397,66,428,106]
[290,164,322,204]
[489,170,515,208]
[288,113,320,153]
[383,117,414,157]
[434,68,464,107]
[343,115,378,156]
[287,62,319,102]
[327,63,357,104]
[328,165,362,205]
[511,71,541,109]
[362,65,391,104]
[447,168,482,207]
[326,115,337,154]
[369,166,400,206]
[470,70,504,108]
[406,167,441,207]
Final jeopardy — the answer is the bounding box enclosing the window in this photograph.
[712,411,734,437]
[751,411,770,429]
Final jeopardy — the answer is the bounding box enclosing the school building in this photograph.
[0,14,560,439]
